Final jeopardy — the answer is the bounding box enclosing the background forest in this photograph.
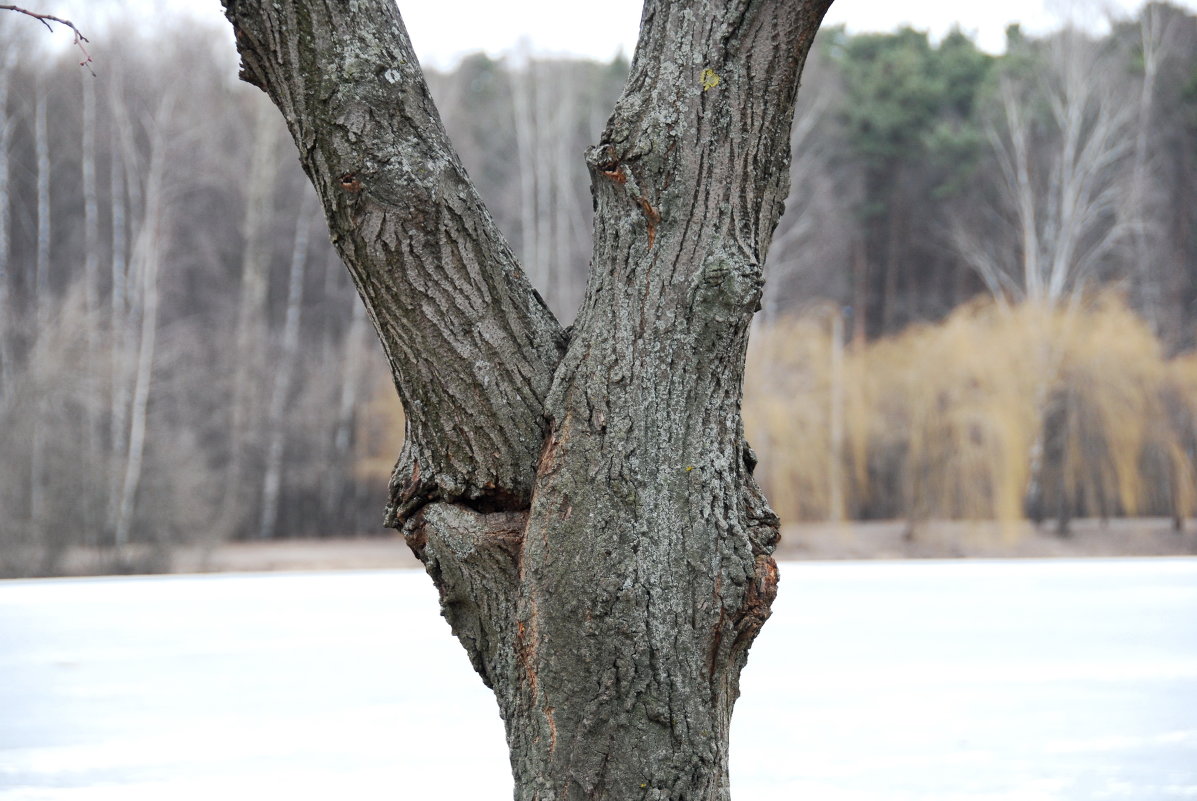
[1,5,1195,576]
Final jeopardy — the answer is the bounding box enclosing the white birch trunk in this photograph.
[0,51,12,395]
[81,71,100,333]
[829,309,845,522]
[223,99,279,537]
[113,127,168,550]
[257,192,313,540]
[80,69,101,508]
[326,294,368,516]
[1127,7,1169,332]
[532,65,553,305]
[29,77,51,531]
[511,59,543,295]
[107,135,130,531]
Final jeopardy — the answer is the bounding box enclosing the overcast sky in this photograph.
[29,0,1197,69]
[401,0,1192,66]
[401,0,1197,67]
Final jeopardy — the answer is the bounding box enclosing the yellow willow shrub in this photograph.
[353,375,407,484]
[745,294,1197,525]
[1048,295,1165,519]
[744,314,843,522]
[1159,353,1197,522]
[876,300,1043,526]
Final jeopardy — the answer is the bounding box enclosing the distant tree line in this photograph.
[1,5,1193,574]
[0,18,394,575]
[764,5,1196,347]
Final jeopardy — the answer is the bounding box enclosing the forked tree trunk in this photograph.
[222,2,830,798]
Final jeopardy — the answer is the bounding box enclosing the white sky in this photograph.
[400,0,1183,66]
[25,0,1197,69]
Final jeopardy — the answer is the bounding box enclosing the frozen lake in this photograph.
[1,559,1195,800]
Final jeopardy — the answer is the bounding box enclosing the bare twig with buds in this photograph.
[1,5,94,75]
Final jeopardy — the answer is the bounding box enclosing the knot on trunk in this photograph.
[404,502,527,688]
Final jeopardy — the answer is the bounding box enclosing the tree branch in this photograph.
[1,5,94,74]
[221,0,566,521]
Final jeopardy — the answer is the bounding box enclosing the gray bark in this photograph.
[222,1,830,798]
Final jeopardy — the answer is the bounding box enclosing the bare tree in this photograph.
[112,97,174,552]
[950,29,1140,524]
[757,45,846,324]
[507,55,599,318]
[222,0,830,797]
[954,29,1134,303]
[0,48,13,394]
[1123,3,1183,335]
[28,73,51,534]
[0,5,91,71]
[223,99,282,538]
[257,191,315,540]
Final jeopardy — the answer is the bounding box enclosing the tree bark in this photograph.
[222,1,830,798]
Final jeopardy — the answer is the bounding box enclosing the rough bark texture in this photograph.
[222,2,830,799]
[223,0,567,517]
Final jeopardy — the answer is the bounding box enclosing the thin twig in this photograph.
[1,5,95,75]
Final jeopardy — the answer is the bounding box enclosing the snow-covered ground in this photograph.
[1,559,1194,800]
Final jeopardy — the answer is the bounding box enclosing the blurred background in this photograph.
[0,1,1195,577]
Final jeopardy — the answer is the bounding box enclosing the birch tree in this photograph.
[222,1,831,798]
[257,191,314,540]
[112,98,173,551]
[1122,3,1183,336]
[954,29,1134,303]
[0,48,13,395]
[28,73,50,533]
[223,99,282,538]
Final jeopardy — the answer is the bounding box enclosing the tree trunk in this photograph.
[222,1,830,797]
[114,109,169,552]
[224,99,280,538]
[80,67,102,520]
[29,76,51,533]
[257,191,314,540]
[0,51,13,395]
